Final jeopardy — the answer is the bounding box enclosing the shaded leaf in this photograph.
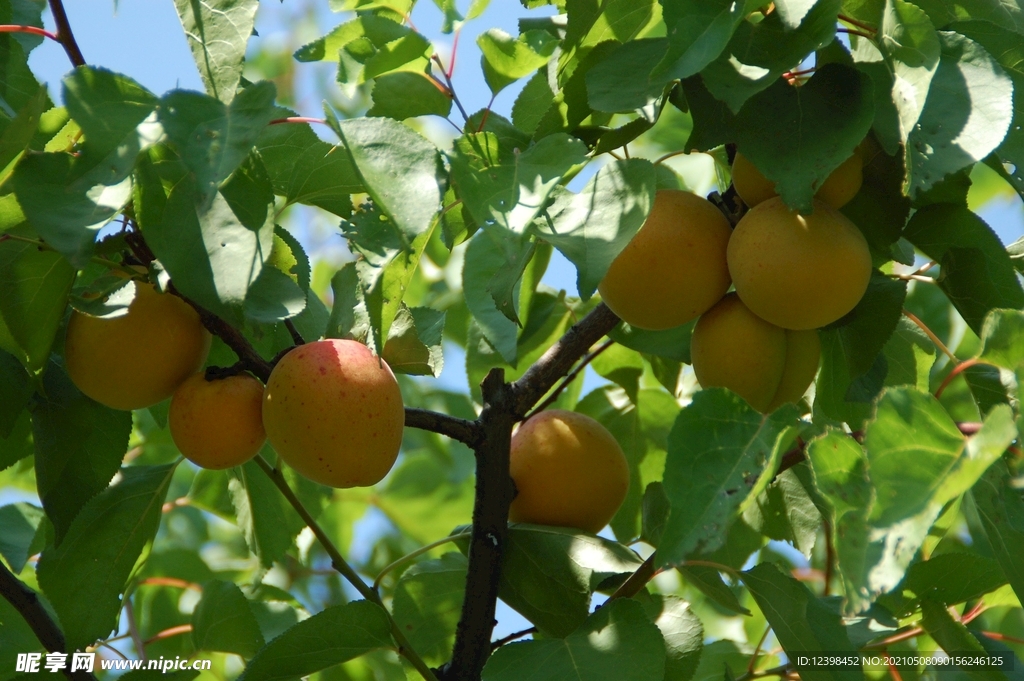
[970,460,1024,607]
[391,552,466,665]
[192,579,265,657]
[381,305,445,376]
[368,71,452,120]
[0,502,43,573]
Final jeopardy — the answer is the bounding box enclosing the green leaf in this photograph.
[585,39,671,113]
[135,148,276,319]
[920,600,1004,681]
[192,579,265,657]
[562,0,661,60]
[391,552,466,665]
[654,0,747,81]
[907,31,1014,195]
[173,0,259,103]
[840,143,911,252]
[478,28,559,95]
[0,597,43,675]
[637,593,704,681]
[903,204,1024,334]
[978,309,1024,370]
[450,131,588,237]
[229,459,305,568]
[0,7,42,121]
[244,238,308,324]
[734,63,874,213]
[0,85,46,186]
[677,564,751,616]
[0,502,43,573]
[255,111,361,217]
[896,553,1007,615]
[658,389,800,567]
[481,599,666,681]
[534,159,656,299]
[641,481,670,547]
[455,523,642,637]
[608,320,695,364]
[741,562,862,681]
[0,227,74,371]
[31,363,133,543]
[376,453,474,543]
[462,230,525,363]
[0,409,31,472]
[511,69,556,136]
[238,601,393,681]
[743,468,822,557]
[381,305,445,376]
[825,273,908,380]
[970,460,1024,607]
[337,117,443,240]
[700,0,841,112]
[158,82,278,206]
[368,71,452,120]
[37,464,175,651]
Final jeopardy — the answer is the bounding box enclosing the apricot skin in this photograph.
[262,339,405,488]
[727,197,872,330]
[169,372,266,469]
[598,189,732,331]
[509,409,629,534]
[732,151,863,209]
[691,294,820,412]
[65,281,212,410]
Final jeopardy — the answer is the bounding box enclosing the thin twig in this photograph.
[822,520,835,597]
[682,559,742,579]
[124,598,146,661]
[373,531,472,591]
[654,149,689,165]
[0,24,59,40]
[432,55,469,122]
[284,318,306,345]
[47,0,86,66]
[269,116,328,126]
[490,627,536,650]
[934,358,986,399]
[837,28,875,39]
[837,13,878,33]
[252,456,439,681]
[608,553,658,600]
[526,339,614,418]
[748,626,773,674]
[142,624,191,646]
[903,309,959,364]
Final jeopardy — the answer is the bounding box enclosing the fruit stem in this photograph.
[902,309,959,364]
[252,456,440,681]
[372,531,472,592]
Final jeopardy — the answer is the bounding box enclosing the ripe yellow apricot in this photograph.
[727,197,872,330]
[691,294,820,412]
[262,339,405,488]
[65,281,211,410]
[169,372,266,469]
[598,189,732,331]
[508,409,629,534]
[732,151,863,209]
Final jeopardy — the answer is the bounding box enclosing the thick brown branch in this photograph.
[47,0,85,67]
[510,303,620,417]
[405,408,482,447]
[443,369,517,681]
[0,560,97,681]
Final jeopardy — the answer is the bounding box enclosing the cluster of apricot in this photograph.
[64,284,403,486]
[599,147,872,412]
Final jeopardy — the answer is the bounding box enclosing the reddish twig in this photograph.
[0,24,58,40]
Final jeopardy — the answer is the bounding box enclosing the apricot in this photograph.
[508,409,629,533]
[732,151,863,209]
[262,339,404,488]
[169,372,266,469]
[65,281,212,410]
[691,294,820,412]
[727,197,872,330]
[598,189,732,331]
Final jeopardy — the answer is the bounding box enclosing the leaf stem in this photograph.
[653,149,689,165]
[269,116,329,126]
[747,626,773,674]
[934,358,989,399]
[252,456,439,681]
[902,309,959,364]
[0,24,58,40]
[837,27,876,39]
[837,13,878,34]
[373,531,472,592]
[682,559,742,579]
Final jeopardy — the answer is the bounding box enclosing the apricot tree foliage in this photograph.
[1,1,1024,681]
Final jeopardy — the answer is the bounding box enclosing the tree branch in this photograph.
[47,0,85,67]
[443,369,518,681]
[405,408,483,447]
[0,560,97,681]
[510,304,621,417]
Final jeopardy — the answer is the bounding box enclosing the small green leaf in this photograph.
[654,0,746,81]
[337,117,443,240]
[0,502,43,573]
[229,459,306,568]
[840,143,911,252]
[903,204,1024,334]
[978,309,1024,370]
[637,593,704,681]
[238,601,393,681]
[658,389,799,567]
[37,464,175,651]
[907,31,1014,195]
[970,460,1024,607]
[173,0,259,103]
[31,363,133,543]
[826,272,907,381]
[0,85,47,186]
[192,580,265,658]
[368,71,452,120]
[381,305,445,376]
[244,231,308,324]
[896,553,1007,615]
[641,481,670,547]
[920,600,1004,681]
[462,230,525,363]
[743,468,822,558]
[481,599,666,681]
[534,159,656,299]
[391,552,466,665]
[741,562,862,681]
[677,564,751,616]
[478,29,558,95]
